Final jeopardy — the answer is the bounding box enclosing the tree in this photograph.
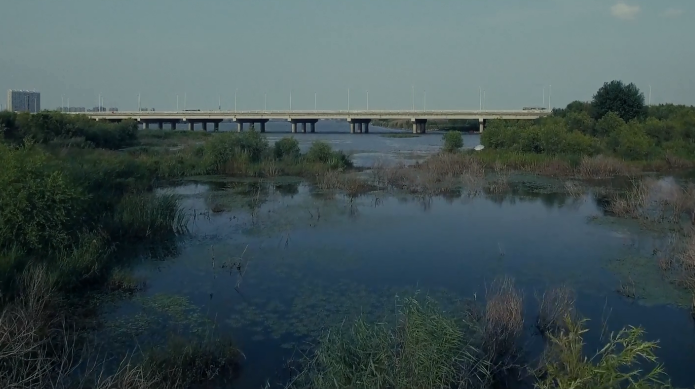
[591,80,646,122]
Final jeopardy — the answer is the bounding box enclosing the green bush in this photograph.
[442,131,463,152]
[306,141,334,163]
[610,121,655,160]
[0,143,88,255]
[274,137,300,160]
[594,112,625,138]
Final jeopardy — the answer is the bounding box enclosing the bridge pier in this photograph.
[412,119,427,134]
[479,118,486,133]
[201,122,208,132]
[213,121,220,132]
[171,121,177,130]
[237,122,243,132]
[188,122,194,131]
[291,122,297,133]
[158,121,163,130]
[260,121,266,133]
[347,119,370,134]
[301,122,307,133]
[310,122,315,133]
[142,121,150,130]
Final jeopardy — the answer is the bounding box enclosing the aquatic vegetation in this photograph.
[482,277,524,376]
[288,294,489,389]
[534,317,673,389]
[110,193,188,238]
[141,334,243,388]
[379,133,420,138]
[578,155,635,179]
[536,286,576,336]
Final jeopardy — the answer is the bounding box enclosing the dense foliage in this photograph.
[482,81,695,161]
[591,80,647,122]
[1,111,137,149]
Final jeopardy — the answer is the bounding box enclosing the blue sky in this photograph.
[1,0,692,111]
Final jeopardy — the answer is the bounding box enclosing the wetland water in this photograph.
[106,127,695,388]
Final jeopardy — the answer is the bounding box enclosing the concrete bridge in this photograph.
[75,109,550,134]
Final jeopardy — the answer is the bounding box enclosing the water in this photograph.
[105,131,695,388]
[182,120,481,167]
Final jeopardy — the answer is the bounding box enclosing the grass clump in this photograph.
[443,131,464,152]
[110,193,188,239]
[482,277,524,377]
[288,295,489,389]
[141,335,242,388]
[536,286,576,336]
[535,317,673,389]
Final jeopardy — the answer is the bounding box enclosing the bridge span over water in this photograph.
[74,109,550,134]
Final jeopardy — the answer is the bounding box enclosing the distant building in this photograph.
[107,107,118,112]
[7,90,41,113]
[61,107,86,113]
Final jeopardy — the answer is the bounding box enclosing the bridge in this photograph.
[74,109,550,134]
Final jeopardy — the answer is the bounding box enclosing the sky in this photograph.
[1,0,693,111]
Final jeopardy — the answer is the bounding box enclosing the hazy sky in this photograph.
[1,0,692,111]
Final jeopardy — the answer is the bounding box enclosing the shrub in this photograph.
[535,317,671,389]
[443,131,464,152]
[594,112,626,138]
[610,121,654,160]
[306,141,334,163]
[0,143,87,255]
[564,111,595,134]
[273,137,300,160]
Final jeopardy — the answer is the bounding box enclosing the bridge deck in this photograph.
[72,110,549,121]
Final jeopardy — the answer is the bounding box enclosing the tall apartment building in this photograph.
[7,90,41,113]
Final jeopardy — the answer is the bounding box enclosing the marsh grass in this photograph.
[316,171,374,196]
[141,335,243,389]
[536,286,576,336]
[482,277,524,376]
[111,193,188,238]
[607,178,695,225]
[0,266,243,389]
[534,317,672,389]
[288,295,489,389]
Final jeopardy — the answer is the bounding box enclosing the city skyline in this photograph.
[1,0,693,111]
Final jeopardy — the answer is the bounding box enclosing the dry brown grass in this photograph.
[578,155,635,179]
[316,171,373,196]
[373,153,486,196]
[536,286,575,336]
[482,277,524,375]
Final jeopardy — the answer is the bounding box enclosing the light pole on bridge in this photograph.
[367,90,369,111]
[234,89,237,112]
[347,89,350,112]
[411,85,415,111]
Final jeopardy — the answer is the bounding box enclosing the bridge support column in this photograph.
[171,122,177,130]
[479,118,486,133]
[291,122,297,133]
[301,122,307,133]
[213,122,220,132]
[188,122,194,131]
[142,121,150,130]
[310,122,315,133]
[412,119,427,134]
[350,122,355,134]
[364,121,369,134]
[260,122,265,133]
[357,122,362,133]
[158,122,163,130]
[201,122,208,132]
[237,122,244,132]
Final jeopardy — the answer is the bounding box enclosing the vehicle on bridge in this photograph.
[522,107,547,111]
